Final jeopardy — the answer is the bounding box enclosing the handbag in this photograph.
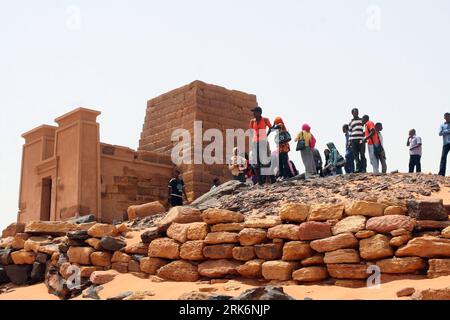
[336,155,346,168]
[275,131,292,145]
[296,132,306,151]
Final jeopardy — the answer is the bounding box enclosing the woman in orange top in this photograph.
[273,117,292,179]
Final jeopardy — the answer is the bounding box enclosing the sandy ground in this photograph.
[1,185,449,300]
[1,274,450,300]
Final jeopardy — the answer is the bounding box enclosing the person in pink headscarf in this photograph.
[295,124,318,178]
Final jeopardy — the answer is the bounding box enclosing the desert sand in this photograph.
[1,273,449,300]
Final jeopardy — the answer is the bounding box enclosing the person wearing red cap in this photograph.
[295,124,317,179]
[249,106,272,184]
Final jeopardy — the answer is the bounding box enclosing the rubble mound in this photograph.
[1,173,450,300]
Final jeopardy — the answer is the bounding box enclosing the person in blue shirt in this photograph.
[342,124,355,173]
[438,112,450,176]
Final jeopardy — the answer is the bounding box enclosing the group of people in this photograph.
[227,106,389,184]
[168,109,450,207]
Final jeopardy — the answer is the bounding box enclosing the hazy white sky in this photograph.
[1,0,450,230]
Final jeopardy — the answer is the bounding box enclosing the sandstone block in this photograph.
[87,223,119,238]
[67,246,94,265]
[332,216,366,235]
[366,215,415,233]
[278,203,310,222]
[254,243,283,260]
[203,244,234,259]
[327,264,369,279]
[384,206,407,215]
[25,221,76,235]
[267,224,300,241]
[308,204,344,221]
[90,270,118,285]
[359,234,393,260]
[427,259,450,278]
[301,254,324,266]
[324,249,360,264]
[232,246,255,261]
[167,223,190,243]
[148,238,180,259]
[156,206,202,227]
[236,259,263,278]
[187,222,209,240]
[376,257,426,274]
[244,217,281,228]
[396,236,450,258]
[140,257,169,274]
[90,251,112,267]
[204,232,239,244]
[261,261,298,281]
[345,201,386,217]
[198,259,242,278]
[210,223,244,232]
[292,266,328,282]
[407,199,448,221]
[201,209,244,225]
[310,233,358,253]
[180,240,205,261]
[282,241,313,261]
[157,260,199,282]
[11,250,36,265]
[238,228,267,246]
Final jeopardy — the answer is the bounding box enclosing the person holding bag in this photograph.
[272,117,292,180]
[295,124,317,179]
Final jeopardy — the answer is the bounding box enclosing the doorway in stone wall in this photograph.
[40,177,52,221]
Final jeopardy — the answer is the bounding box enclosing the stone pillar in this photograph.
[18,125,57,222]
[54,108,102,221]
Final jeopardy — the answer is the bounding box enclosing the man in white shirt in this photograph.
[407,129,422,173]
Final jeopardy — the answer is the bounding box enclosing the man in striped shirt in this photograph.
[348,108,367,173]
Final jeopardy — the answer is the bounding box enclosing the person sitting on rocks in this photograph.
[210,177,220,191]
[228,147,247,182]
[313,148,323,177]
[323,149,332,176]
[323,142,345,176]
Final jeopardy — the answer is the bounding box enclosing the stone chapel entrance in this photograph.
[40,177,52,221]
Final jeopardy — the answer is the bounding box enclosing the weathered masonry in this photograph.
[17,81,257,223]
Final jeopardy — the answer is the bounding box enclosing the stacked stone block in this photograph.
[2,198,450,299]
[138,81,257,199]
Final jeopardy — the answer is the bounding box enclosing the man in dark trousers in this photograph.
[168,169,188,207]
[342,124,355,173]
[438,112,450,176]
[407,129,422,173]
[348,108,367,173]
[249,106,272,184]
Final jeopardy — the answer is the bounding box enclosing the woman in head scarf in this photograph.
[324,142,345,175]
[273,116,292,180]
[295,124,317,178]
